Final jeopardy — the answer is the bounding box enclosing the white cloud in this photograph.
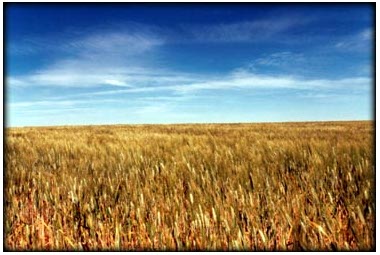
[48,69,370,101]
[172,72,371,93]
[7,67,203,88]
[8,72,123,88]
[6,77,27,87]
[104,79,130,87]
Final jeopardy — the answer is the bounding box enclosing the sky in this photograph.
[5,3,374,127]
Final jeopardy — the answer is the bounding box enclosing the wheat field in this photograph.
[4,121,374,251]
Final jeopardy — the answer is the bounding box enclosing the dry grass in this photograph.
[4,121,374,251]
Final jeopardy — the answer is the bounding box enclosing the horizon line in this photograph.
[5,119,374,129]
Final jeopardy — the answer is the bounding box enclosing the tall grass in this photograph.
[5,121,374,251]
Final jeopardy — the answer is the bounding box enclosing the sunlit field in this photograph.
[5,121,374,251]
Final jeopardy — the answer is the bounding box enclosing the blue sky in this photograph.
[5,4,374,127]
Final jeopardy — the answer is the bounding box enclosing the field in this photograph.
[4,121,374,251]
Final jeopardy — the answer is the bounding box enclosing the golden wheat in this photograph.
[5,121,374,251]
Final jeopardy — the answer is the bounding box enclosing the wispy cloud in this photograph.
[7,23,187,89]
[182,17,305,43]
[173,72,371,94]
[8,72,131,88]
[359,28,373,40]
[254,52,305,67]
[43,69,370,101]
[6,77,28,87]
[7,66,203,88]
[8,22,164,56]
[9,16,308,57]
[335,28,373,51]
[71,32,162,55]
[9,98,120,108]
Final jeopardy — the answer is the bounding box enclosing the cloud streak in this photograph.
[180,16,310,43]
[9,98,121,109]
[9,22,164,56]
[8,15,311,59]
[335,28,373,51]
[254,52,305,67]
[37,70,370,101]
